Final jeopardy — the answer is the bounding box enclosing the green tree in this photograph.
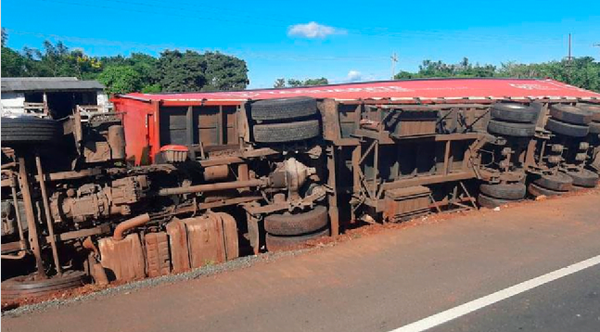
[1,28,7,47]
[496,57,600,92]
[141,83,162,93]
[130,53,158,84]
[156,50,207,92]
[273,78,286,88]
[304,77,328,86]
[283,77,329,87]
[2,39,102,78]
[202,51,249,91]
[287,79,303,87]
[395,58,496,79]
[0,33,250,93]
[99,52,159,92]
[1,46,26,76]
[97,65,142,94]
[394,71,419,80]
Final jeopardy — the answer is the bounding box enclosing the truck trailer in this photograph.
[2,78,600,303]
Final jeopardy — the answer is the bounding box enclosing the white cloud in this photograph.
[288,22,346,39]
[347,70,362,82]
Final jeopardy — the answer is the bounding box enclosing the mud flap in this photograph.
[98,233,145,282]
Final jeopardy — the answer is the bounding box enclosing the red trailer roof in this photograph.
[122,78,600,102]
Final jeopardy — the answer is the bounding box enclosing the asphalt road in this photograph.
[431,265,600,332]
[3,189,600,332]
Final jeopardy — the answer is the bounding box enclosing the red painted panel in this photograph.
[113,98,159,165]
[119,78,600,103]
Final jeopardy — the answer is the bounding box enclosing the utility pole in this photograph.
[391,52,398,79]
[565,33,573,82]
[568,33,573,63]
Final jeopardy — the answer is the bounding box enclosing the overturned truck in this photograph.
[2,78,600,302]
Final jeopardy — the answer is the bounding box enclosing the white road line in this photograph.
[391,254,600,332]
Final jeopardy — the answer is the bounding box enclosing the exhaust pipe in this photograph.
[113,213,151,241]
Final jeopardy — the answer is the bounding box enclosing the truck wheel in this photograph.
[253,119,320,143]
[477,193,515,209]
[487,119,536,137]
[545,118,589,138]
[479,182,526,200]
[250,97,317,121]
[533,172,573,192]
[1,270,87,302]
[528,183,564,197]
[578,104,600,122]
[1,117,61,146]
[562,169,599,188]
[266,228,329,252]
[490,103,538,123]
[265,205,328,236]
[549,104,592,125]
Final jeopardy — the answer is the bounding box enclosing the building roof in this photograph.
[1,77,105,93]
[121,78,600,103]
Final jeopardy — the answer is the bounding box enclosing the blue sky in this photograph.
[2,0,599,88]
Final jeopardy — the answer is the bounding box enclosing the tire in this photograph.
[549,104,592,125]
[571,185,591,191]
[253,119,320,143]
[479,182,526,200]
[490,103,538,123]
[250,97,317,121]
[562,169,599,188]
[265,205,328,236]
[487,119,536,137]
[528,183,564,197]
[1,271,87,302]
[578,104,600,122]
[545,118,589,138]
[477,193,515,209]
[266,228,329,252]
[1,117,61,146]
[533,172,573,192]
[589,122,600,135]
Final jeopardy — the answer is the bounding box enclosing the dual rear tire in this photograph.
[487,103,538,137]
[250,97,321,143]
[264,205,329,252]
[545,104,593,138]
[478,182,526,208]
[528,169,598,197]
[563,169,599,188]
[528,172,573,197]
